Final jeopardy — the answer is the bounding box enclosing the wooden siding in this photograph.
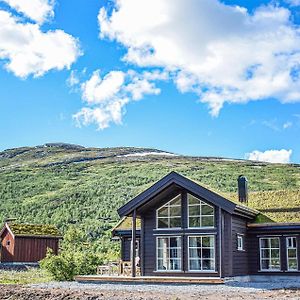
[121,237,140,261]
[231,215,249,276]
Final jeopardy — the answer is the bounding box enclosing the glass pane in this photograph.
[189,237,198,247]
[158,218,168,228]
[188,194,200,205]
[288,259,298,270]
[170,195,181,206]
[189,205,200,216]
[270,238,279,248]
[260,239,269,248]
[261,259,270,270]
[170,217,181,228]
[170,259,181,270]
[189,217,200,228]
[158,206,168,217]
[202,259,214,270]
[261,249,269,259]
[288,249,297,258]
[158,238,168,248]
[189,248,201,259]
[157,259,167,270]
[202,236,214,248]
[189,259,201,270]
[157,248,164,258]
[170,248,180,258]
[271,249,280,258]
[270,258,280,269]
[202,216,214,227]
[202,248,214,259]
[170,206,181,217]
[202,204,214,215]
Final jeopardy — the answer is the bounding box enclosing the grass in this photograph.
[0,268,53,284]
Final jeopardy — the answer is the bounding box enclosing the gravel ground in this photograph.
[1,281,300,300]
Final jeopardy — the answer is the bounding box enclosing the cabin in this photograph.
[113,171,300,280]
[0,223,61,263]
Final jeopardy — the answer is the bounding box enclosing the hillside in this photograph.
[0,143,299,255]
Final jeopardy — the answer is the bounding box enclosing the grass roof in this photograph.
[113,217,141,231]
[8,223,61,237]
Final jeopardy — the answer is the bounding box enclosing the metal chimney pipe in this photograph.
[237,175,248,203]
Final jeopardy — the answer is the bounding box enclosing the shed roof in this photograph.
[0,223,62,238]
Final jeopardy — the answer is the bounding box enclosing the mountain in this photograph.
[0,143,299,254]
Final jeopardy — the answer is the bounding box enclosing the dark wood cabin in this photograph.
[0,223,61,263]
[114,171,300,279]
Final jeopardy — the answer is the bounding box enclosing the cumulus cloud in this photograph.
[285,0,300,7]
[0,10,81,78]
[73,69,165,129]
[99,0,300,116]
[245,149,292,163]
[1,0,55,23]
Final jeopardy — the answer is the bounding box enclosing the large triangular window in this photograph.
[157,194,182,228]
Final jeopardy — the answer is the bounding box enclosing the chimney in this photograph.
[237,175,248,203]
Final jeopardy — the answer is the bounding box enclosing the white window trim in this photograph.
[286,236,298,272]
[156,236,182,272]
[259,237,281,272]
[187,194,215,229]
[156,194,182,230]
[237,234,245,251]
[187,235,216,272]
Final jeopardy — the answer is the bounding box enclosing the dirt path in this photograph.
[1,284,300,300]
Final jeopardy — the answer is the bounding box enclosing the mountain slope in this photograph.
[0,143,299,254]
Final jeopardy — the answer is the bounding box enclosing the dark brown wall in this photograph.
[121,237,140,261]
[1,229,15,263]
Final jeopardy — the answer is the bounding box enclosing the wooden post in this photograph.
[131,209,136,277]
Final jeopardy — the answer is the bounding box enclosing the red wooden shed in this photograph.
[0,222,61,263]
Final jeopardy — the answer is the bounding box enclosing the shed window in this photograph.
[157,236,181,271]
[188,194,214,228]
[287,237,298,271]
[6,240,10,247]
[157,195,182,228]
[237,234,244,251]
[188,236,215,271]
[260,237,280,271]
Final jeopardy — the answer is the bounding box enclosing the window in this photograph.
[6,240,10,247]
[188,194,214,228]
[188,236,215,271]
[157,195,181,228]
[237,234,244,251]
[260,237,280,271]
[157,237,181,271]
[130,240,139,260]
[287,237,298,271]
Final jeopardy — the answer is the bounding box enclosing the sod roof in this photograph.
[6,223,61,237]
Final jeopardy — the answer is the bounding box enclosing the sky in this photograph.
[0,0,300,163]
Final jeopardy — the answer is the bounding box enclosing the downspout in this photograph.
[218,207,223,278]
[131,209,137,277]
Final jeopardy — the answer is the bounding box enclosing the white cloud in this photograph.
[0,10,81,78]
[73,69,165,129]
[285,0,300,7]
[283,121,292,129]
[67,70,80,87]
[245,149,292,163]
[99,0,300,116]
[1,0,55,23]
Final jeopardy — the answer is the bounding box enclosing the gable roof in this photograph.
[118,171,257,218]
[0,223,62,238]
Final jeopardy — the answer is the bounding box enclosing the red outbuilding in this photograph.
[0,222,61,263]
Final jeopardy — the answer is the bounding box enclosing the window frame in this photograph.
[156,236,182,272]
[286,236,298,272]
[187,235,216,272]
[156,194,182,229]
[237,234,245,251]
[187,194,215,229]
[259,237,281,272]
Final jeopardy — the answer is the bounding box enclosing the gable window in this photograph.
[237,234,244,251]
[157,195,181,228]
[6,240,10,247]
[287,237,298,271]
[188,236,215,271]
[260,237,280,271]
[157,236,181,271]
[188,194,214,228]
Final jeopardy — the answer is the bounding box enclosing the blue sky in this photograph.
[0,0,300,163]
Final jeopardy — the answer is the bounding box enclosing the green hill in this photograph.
[0,143,299,255]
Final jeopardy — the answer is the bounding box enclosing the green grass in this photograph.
[0,268,52,284]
